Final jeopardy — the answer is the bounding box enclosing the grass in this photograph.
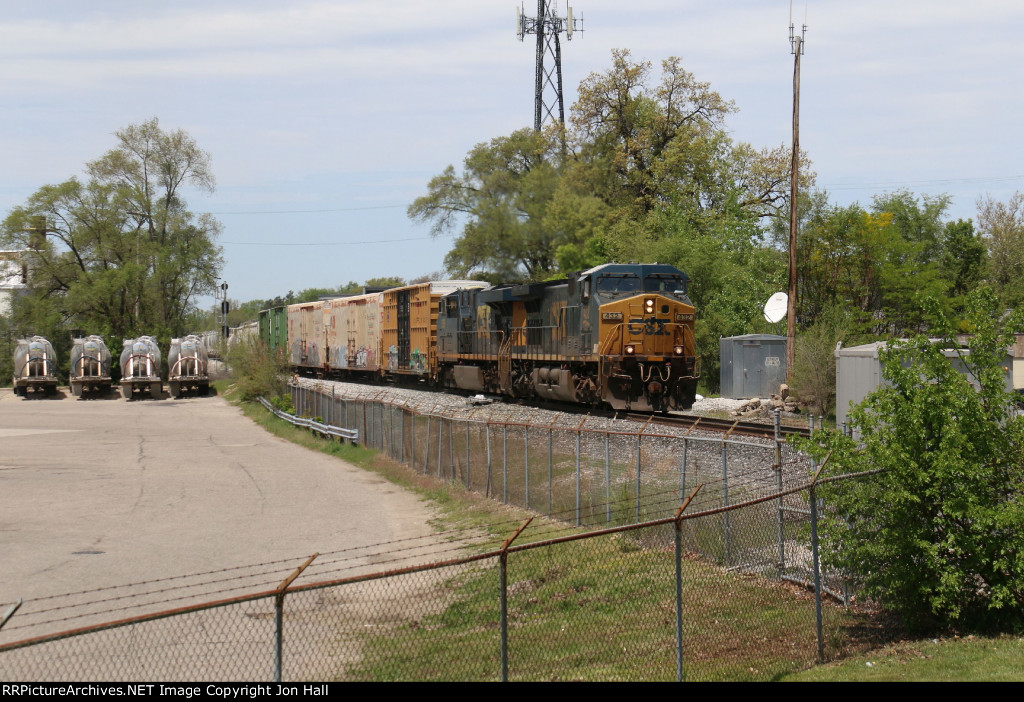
[782,635,1024,681]
[218,379,1023,681]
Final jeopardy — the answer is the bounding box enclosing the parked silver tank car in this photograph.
[120,336,163,399]
[69,335,112,398]
[12,336,58,397]
[168,335,210,398]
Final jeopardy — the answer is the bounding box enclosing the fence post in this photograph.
[674,486,701,683]
[274,553,318,683]
[425,415,431,474]
[485,423,492,498]
[680,438,688,501]
[499,519,533,683]
[437,417,443,479]
[635,433,642,523]
[449,418,455,481]
[775,408,785,575]
[810,481,824,663]
[575,429,581,526]
[721,441,730,566]
[605,432,611,524]
[502,424,508,504]
[524,427,530,510]
[547,424,553,517]
[465,423,471,489]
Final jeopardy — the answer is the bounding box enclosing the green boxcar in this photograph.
[259,306,288,353]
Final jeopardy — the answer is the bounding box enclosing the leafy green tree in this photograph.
[408,127,565,280]
[1,118,223,344]
[801,289,1024,629]
[796,201,946,335]
[976,192,1024,309]
[939,218,987,317]
[871,190,951,265]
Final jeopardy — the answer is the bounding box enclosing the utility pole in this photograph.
[517,2,583,131]
[786,9,806,382]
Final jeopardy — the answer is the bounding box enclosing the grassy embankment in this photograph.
[216,380,1021,681]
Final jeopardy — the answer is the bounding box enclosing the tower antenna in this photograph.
[516,2,584,131]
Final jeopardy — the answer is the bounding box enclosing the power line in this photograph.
[220,236,432,246]
[821,175,1024,191]
[209,204,406,215]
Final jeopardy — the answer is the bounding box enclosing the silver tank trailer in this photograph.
[168,334,210,398]
[120,336,162,399]
[12,336,58,397]
[70,335,112,398]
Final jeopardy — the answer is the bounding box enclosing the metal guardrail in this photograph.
[257,396,360,444]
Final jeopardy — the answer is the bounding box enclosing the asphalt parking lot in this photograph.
[0,388,437,605]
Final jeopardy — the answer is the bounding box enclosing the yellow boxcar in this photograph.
[381,281,487,378]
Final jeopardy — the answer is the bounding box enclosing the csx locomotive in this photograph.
[260,262,699,412]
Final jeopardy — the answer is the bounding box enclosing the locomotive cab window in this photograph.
[643,274,688,296]
[596,274,640,296]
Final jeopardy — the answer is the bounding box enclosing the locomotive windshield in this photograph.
[596,273,687,297]
[596,274,640,296]
[643,274,687,295]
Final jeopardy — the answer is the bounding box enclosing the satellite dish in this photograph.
[567,6,574,39]
[763,292,788,323]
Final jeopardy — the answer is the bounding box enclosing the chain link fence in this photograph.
[0,385,866,681]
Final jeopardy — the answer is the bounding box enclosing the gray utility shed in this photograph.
[835,341,1016,429]
[719,334,787,399]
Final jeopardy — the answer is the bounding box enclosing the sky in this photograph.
[1,1,1022,309]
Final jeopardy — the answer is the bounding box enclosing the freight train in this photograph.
[260,263,699,412]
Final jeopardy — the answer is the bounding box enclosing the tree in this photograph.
[976,192,1024,309]
[408,128,565,280]
[1,118,223,343]
[801,289,1024,629]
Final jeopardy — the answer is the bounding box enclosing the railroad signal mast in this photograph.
[517,2,583,131]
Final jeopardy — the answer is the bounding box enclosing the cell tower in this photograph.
[516,2,583,131]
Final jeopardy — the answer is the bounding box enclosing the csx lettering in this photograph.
[628,318,668,336]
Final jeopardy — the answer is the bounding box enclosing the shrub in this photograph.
[223,334,288,402]
[799,289,1024,630]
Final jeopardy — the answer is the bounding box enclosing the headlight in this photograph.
[674,345,684,355]
[624,344,636,355]
[644,298,655,314]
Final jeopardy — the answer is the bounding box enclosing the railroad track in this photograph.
[617,411,811,440]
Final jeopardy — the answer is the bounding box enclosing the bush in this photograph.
[223,334,288,402]
[799,289,1024,630]
[790,305,854,416]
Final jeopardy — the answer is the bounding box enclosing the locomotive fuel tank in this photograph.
[120,336,163,399]
[12,336,58,397]
[168,334,210,398]
[70,335,112,398]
